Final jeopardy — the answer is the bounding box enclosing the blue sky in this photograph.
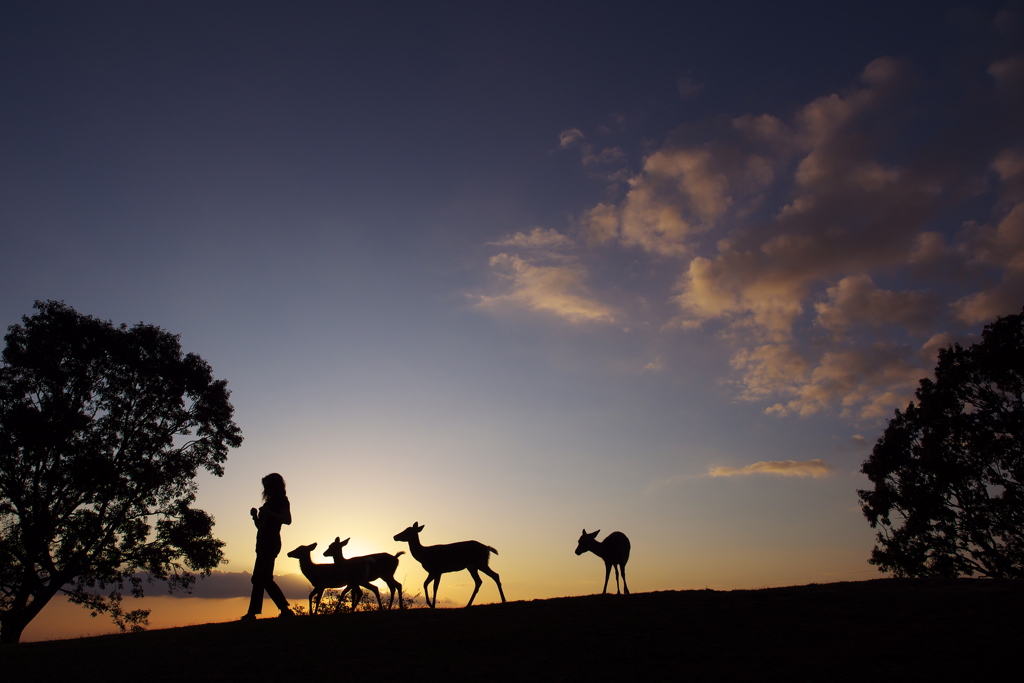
[3,0,1023,639]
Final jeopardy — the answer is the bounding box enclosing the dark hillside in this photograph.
[3,579,1021,682]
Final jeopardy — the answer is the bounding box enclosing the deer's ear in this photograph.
[592,530,600,537]
[311,542,318,549]
[581,529,587,535]
[334,537,341,543]
[342,537,350,545]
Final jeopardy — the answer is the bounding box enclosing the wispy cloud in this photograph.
[708,459,835,478]
[477,253,617,324]
[487,227,575,250]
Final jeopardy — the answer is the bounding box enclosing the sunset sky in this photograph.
[3,0,1023,641]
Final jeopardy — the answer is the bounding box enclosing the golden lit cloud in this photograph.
[813,275,940,337]
[708,459,835,478]
[478,253,617,324]
[480,48,1024,421]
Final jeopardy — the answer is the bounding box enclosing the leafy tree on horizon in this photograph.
[0,301,242,644]
[859,307,1024,579]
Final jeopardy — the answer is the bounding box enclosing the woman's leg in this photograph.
[247,552,292,616]
[265,578,290,613]
[246,553,276,616]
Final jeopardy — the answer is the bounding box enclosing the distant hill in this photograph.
[3,579,1022,682]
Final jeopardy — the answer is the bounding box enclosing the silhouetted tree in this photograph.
[859,308,1024,578]
[0,301,242,643]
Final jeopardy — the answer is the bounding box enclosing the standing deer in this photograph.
[393,522,507,608]
[286,542,382,614]
[323,536,406,609]
[575,529,630,595]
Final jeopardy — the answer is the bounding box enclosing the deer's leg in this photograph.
[335,587,350,614]
[433,576,444,608]
[365,582,383,610]
[337,587,351,610]
[384,578,402,610]
[613,565,621,594]
[620,563,629,595]
[466,568,483,607]
[424,575,437,608]
[391,579,405,609]
[480,565,506,603]
[603,562,612,594]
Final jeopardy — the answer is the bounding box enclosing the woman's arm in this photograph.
[256,500,292,525]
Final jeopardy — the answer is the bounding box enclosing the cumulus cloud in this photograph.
[708,459,835,478]
[478,24,1024,421]
[813,275,941,337]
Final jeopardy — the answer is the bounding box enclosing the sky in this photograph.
[2,0,1023,641]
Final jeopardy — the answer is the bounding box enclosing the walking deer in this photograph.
[575,529,630,595]
[323,536,406,609]
[286,542,382,614]
[393,522,507,608]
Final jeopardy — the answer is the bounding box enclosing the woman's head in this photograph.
[261,473,286,501]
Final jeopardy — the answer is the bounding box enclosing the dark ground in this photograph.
[2,579,1022,682]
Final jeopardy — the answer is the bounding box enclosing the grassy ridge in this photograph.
[3,579,1022,681]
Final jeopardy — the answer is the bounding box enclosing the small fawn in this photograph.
[286,542,381,614]
[323,536,405,609]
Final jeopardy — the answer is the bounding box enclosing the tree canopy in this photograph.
[859,308,1024,579]
[0,301,242,643]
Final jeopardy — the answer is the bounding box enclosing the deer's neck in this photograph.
[586,541,610,560]
[406,534,429,563]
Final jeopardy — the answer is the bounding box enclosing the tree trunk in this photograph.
[0,612,31,644]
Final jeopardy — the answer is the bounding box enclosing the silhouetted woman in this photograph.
[241,473,294,619]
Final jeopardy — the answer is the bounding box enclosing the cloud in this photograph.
[478,23,1024,421]
[558,127,631,183]
[641,356,665,372]
[676,73,705,100]
[708,459,835,478]
[477,253,617,324]
[488,227,575,250]
[813,275,941,337]
[134,570,311,600]
[559,128,585,149]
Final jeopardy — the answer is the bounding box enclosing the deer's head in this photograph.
[575,529,600,555]
[322,537,350,559]
[394,522,424,542]
[286,542,317,559]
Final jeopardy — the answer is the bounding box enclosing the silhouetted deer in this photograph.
[393,522,507,608]
[286,542,382,614]
[575,529,630,595]
[323,536,406,609]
